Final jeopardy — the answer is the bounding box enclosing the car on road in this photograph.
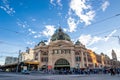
[21,70,30,74]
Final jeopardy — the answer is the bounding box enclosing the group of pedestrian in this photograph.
[40,67,120,75]
[109,67,120,75]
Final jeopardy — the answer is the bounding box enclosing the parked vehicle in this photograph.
[21,70,30,74]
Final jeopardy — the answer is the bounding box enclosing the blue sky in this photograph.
[0,0,120,65]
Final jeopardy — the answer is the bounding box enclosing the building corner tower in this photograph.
[111,49,117,61]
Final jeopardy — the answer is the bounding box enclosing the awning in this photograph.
[24,61,39,65]
[1,63,18,68]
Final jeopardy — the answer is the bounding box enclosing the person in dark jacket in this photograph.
[110,68,115,75]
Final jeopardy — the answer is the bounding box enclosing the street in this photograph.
[0,72,120,80]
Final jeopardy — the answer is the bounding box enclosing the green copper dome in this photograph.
[51,27,71,41]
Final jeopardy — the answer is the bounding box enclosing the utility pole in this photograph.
[16,50,21,73]
[111,36,120,45]
[105,35,120,45]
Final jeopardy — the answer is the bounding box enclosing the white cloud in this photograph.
[89,47,98,52]
[17,22,25,28]
[68,0,95,27]
[104,30,117,41]
[32,18,36,22]
[50,0,55,5]
[79,34,101,46]
[0,0,15,15]
[101,1,110,11]
[28,29,36,34]
[57,0,62,6]
[79,34,92,45]
[88,36,101,46]
[57,12,62,17]
[29,25,56,39]
[63,28,67,32]
[17,20,29,28]
[67,17,79,32]
[34,36,38,38]
[45,38,51,45]
[78,30,117,46]
[26,41,35,45]
[42,25,56,37]
[34,32,42,38]
[50,0,62,6]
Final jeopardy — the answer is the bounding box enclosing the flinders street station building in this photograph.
[1,27,120,72]
[33,27,120,70]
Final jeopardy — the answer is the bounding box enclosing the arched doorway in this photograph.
[54,58,70,70]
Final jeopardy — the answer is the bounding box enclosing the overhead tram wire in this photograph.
[91,13,120,36]
[0,27,19,34]
[0,27,28,46]
[90,13,120,26]
[0,13,119,34]
[0,27,38,47]
[80,13,120,29]
[0,26,28,36]
[0,13,120,39]
[92,26,120,36]
[78,13,120,37]
[0,40,24,47]
[105,36,120,45]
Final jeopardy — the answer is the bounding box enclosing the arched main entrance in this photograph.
[54,58,70,70]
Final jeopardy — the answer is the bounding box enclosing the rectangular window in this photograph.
[84,57,86,62]
[53,50,55,54]
[75,52,79,55]
[66,49,70,53]
[55,50,58,54]
[42,52,48,55]
[41,57,48,62]
[53,50,58,54]
[75,56,81,62]
[59,50,61,54]
[88,57,92,62]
